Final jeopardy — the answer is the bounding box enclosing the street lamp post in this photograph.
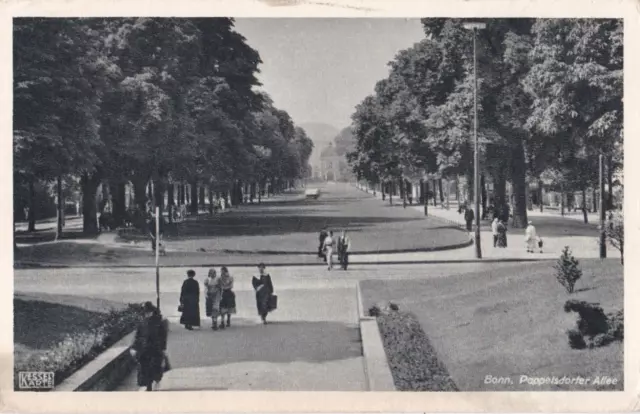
[464,21,486,259]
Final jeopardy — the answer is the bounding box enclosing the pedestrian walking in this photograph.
[219,267,236,328]
[318,226,329,261]
[252,263,276,324]
[464,207,475,232]
[323,231,335,270]
[497,220,508,248]
[130,301,169,391]
[491,217,499,247]
[337,230,351,270]
[179,270,201,330]
[204,268,222,330]
[525,221,538,253]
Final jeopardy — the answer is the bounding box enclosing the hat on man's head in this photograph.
[143,301,155,313]
[257,262,266,269]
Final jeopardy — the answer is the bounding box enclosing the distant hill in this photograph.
[299,122,341,166]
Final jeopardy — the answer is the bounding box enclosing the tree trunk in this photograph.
[27,179,36,232]
[190,179,198,215]
[199,186,206,210]
[510,140,528,228]
[465,169,474,203]
[480,174,487,219]
[110,181,126,227]
[182,184,187,205]
[493,172,507,208]
[432,180,437,206]
[445,179,450,210]
[57,176,63,237]
[208,184,214,215]
[167,183,175,223]
[560,186,565,216]
[81,172,101,235]
[607,155,614,210]
[538,179,544,213]
[438,178,444,204]
[154,178,166,219]
[455,176,460,202]
[389,181,393,206]
[132,176,148,214]
[592,188,597,213]
[582,188,589,224]
[423,180,429,216]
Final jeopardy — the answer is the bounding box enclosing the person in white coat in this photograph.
[525,221,537,253]
[491,218,499,247]
[322,231,335,270]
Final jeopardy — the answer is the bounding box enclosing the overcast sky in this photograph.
[233,18,425,130]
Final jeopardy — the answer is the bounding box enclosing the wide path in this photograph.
[355,185,621,261]
[14,262,526,391]
[15,182,470,268]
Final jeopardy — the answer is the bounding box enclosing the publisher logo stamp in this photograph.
[18,371,54,390]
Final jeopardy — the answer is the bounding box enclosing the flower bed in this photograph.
[14,302,144,390]
[370,303,458,391]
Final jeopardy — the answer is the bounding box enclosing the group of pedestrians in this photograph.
[129,263,277,392]
[178,263,277,329]
[318,227,351,271]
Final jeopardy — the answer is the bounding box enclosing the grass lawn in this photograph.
[14,293,135,388]
[360,258,623,391]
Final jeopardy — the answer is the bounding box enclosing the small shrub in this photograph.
[368,301,400,317]
[567,329,586,349]
[554,246,582,293]
[564,300,623,349]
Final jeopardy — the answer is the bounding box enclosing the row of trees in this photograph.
[347,18,622,227]
[14,18,313,234]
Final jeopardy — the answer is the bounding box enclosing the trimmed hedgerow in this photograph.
[371,302,458,391]
[14,303,144,390]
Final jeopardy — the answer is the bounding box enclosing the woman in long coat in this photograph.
[179,269,201,330]
[130,301,168,391]
[252,263,275,324]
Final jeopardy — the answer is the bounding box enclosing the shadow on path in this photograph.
[165,319,362,369]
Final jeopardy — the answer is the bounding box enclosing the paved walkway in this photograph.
[114,276,366,391]
[354,185,620,261]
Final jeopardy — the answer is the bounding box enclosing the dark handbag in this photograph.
[178,304,184,312]
[268,294,278,311]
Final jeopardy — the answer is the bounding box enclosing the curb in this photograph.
[355,282,396,392]
[54,332,136,392]
[218,237,474,256]
[14,257,555,269]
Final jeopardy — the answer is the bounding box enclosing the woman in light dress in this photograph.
[204,268,223,330]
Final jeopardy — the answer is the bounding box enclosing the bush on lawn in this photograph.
[564,300,623,349]
[14,303,145,390]
[554,246,582,293]
[370,302,458,391]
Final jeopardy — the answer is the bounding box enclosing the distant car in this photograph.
[305,188,321,199]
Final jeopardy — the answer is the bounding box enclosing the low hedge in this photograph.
[370,303,458,391]
[14,303,144,390]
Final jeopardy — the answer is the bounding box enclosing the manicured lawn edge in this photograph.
[361,288,458,392]
[356,283,395,391]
